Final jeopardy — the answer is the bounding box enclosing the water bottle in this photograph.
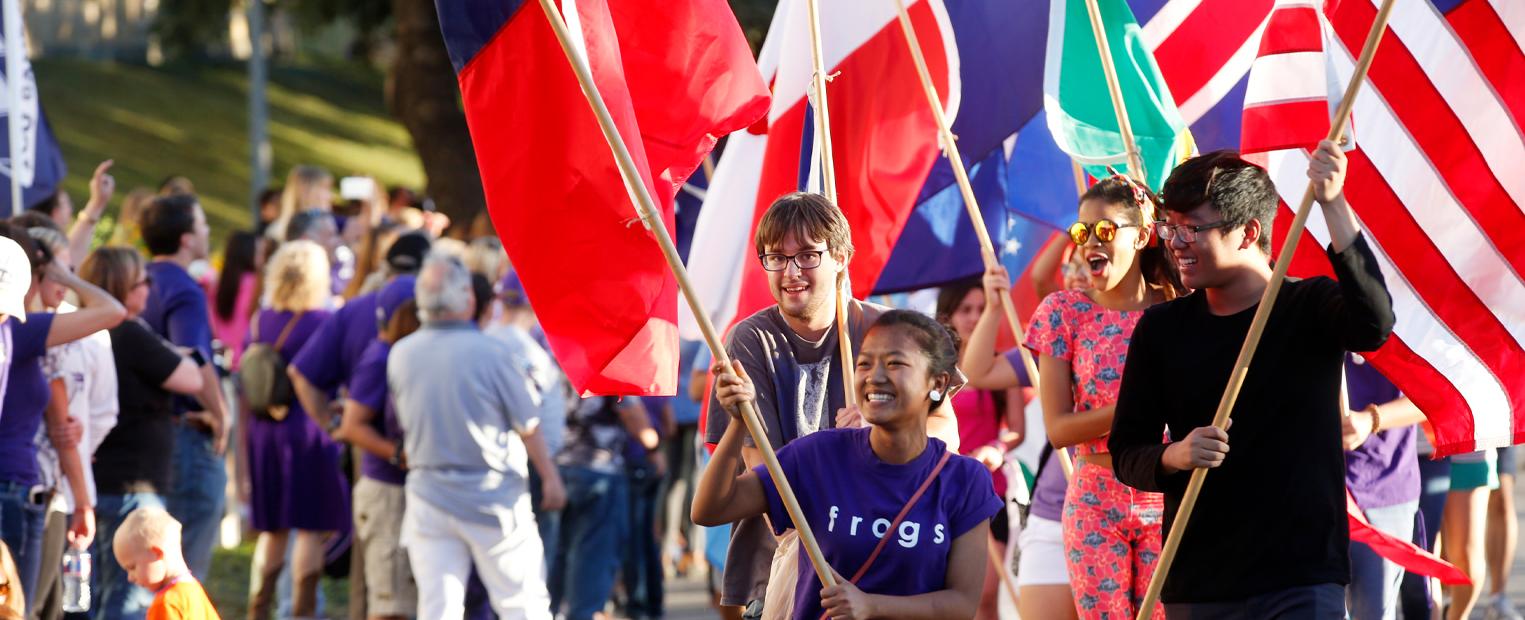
[61,547,90,613]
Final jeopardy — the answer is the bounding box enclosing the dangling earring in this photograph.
[928,389,944,402]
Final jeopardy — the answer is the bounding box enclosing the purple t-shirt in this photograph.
[142,261,213,360]
[1029,449,1068,521]
[292,291,380,392]
[1344,355,1418,509]
[0,313,56,485]
[998,348,1068,520]
[1000,349,1034,388]
[348,339,405,485]
[754,428,1002,620]
[141,261,214,416]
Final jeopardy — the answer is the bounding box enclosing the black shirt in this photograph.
[1109,234,1394,604]
[94,319,185,495]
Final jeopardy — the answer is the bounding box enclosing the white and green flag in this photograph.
[1043,0,1190,190]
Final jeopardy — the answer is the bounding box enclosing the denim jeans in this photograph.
[0,481,46,614]
[167,423,227,580]
[1163,583,1345,619]
[93,493,166,620]
[1400,456,1452,619]
[548,466,628,620]
[622,464,664,619]
[1348,500,1419,620]
[529,466,561,576]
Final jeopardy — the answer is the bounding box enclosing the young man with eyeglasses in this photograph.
[1107,142,1395,618]
[702,192,960,618]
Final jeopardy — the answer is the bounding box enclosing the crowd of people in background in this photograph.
[0,144,1517,620]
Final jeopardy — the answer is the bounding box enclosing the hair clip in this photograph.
[1104,166,1150,208]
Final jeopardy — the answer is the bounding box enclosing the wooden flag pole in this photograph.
[803,0,858,409]
[805,0,838,203]
[836,274,858,409]
[890,0,1074,480]
[987,534,1020,609]
[1081,0,1147,182]
[534,0,837,588]
[1134,1,1397,617]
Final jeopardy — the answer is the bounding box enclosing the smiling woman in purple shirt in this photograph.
[695,310,1001,620]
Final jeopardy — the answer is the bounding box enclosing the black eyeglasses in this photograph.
[758,250,826,272]
[1155,220,1233,244]
[1067,219,1138,245]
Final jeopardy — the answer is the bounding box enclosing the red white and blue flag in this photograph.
[435,0,769,396]
[682,0,1071,340]
[1147,0,1525,457]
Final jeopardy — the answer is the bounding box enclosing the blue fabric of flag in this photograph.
[875,1,1048,293]
[436,0,528,73]
[0,108,67,217]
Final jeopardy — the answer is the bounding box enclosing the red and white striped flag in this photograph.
[1240,0,1350,153]
[1243,0,1525,456]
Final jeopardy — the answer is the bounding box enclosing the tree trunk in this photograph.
[387,0,483,235]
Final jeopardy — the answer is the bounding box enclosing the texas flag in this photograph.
[435,0,769,396]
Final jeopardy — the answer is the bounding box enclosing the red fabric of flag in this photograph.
[452,0,768,396]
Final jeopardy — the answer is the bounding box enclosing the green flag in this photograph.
[1043,0,1190,190]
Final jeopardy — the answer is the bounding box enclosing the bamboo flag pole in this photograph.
[1134,1,1397,616]
[805,0,837,204]
[889,0,1073,480]
[1081,0,1147,183]
[533,0,837,588]
[986,534,1019,609]
[802,0,858,409]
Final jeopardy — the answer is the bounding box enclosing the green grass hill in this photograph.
[34,57,425,246]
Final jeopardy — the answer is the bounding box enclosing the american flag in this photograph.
[1139,0,1524,456]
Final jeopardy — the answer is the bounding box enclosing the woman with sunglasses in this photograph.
[78,246,204,618]
[965,175,1186,619]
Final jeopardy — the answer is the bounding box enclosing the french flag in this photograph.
[436,0,769,396]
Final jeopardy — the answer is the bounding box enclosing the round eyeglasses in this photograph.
[1067,219,1138,245]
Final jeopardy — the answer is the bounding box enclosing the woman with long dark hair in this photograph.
[967,175,1185,619]
[210,230,263,368]
[934,278,1024,619]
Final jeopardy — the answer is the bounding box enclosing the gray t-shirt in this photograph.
[485,323,568,456]
[704,299,886,606]
[390,321,543,527]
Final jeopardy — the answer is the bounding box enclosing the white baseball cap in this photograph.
[0,236,31,322]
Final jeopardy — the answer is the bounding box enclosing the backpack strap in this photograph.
[847,449,954,584]
[272,311,304,352]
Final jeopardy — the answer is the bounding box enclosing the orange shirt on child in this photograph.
[147,577,220,620]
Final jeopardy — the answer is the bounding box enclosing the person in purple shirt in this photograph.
[334,277,419,620]
[697,310,1000,620]
[243,240,350,619]
[137,193,229,581]
[1341,353,1429,620]
[289,231,430,432]
[0,224,125,611]
[0,232,33,419]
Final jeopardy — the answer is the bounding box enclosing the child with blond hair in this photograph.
[112,509,219,619]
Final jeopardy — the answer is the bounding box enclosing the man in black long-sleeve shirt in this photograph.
[1109,143,1395,618]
